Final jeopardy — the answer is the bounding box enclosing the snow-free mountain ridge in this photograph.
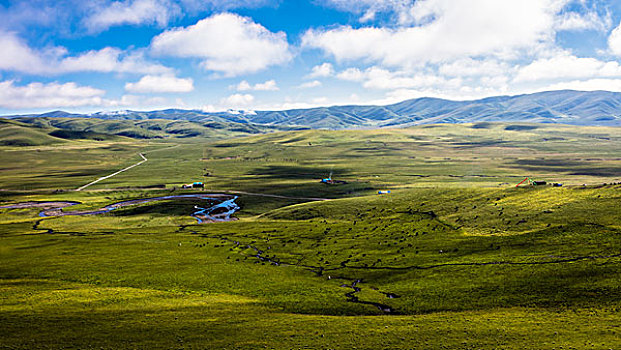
[5,90,621,128]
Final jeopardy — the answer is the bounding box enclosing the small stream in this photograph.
[192,196,240,223]
[342,279,395,313]
[4,196,400,313]
[188,229,399,314]
[1,194,240,223]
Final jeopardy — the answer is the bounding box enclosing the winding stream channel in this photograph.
[189,230,401,314]
[2,195,400,313]
[0,194,240,223]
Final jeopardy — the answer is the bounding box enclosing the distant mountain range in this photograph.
[5,90,621,129]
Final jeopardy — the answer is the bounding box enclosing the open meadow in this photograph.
[1,121,620,349]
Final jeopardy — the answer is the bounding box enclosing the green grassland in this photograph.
[2,122,620,194]
[1,122,620,349]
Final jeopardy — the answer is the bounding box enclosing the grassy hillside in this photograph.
[14,116,303,140]
[1,122,620,348]
[0,119,66,146]
[0,117,132,146]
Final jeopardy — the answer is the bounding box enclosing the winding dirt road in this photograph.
[76,153,148,191]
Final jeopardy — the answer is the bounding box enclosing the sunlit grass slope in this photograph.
[1,183,620,348]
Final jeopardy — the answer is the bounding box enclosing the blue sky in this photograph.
[2,0,621,114]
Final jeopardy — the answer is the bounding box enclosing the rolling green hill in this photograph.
[5,90,621,129]
[0,119,66,146]
[13,116,306,140]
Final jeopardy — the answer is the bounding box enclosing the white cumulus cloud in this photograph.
[85,0,180,33]
[0,31,61,74]
[125,74,194,93]
[337,66,459,90]
[438,58,510,77]
[0,80,106,109]
[301,0,621,100]
[306,63,334,78]
[542,78,621,92]
[303,0,567,68]
[57,47,172,75]
[221,93,255,107]
[298,80,322,89]
[151,13,292,76]
[235,79,279,91]
[514,54,621,82]
[609,22,621,57]
[0,78,184,111]
[0,31,171,75]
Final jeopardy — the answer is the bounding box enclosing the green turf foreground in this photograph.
[1,185,620,349]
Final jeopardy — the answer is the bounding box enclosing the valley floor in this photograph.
[1,123,620,349]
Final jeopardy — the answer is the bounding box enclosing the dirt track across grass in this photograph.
[75,153,148,191]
